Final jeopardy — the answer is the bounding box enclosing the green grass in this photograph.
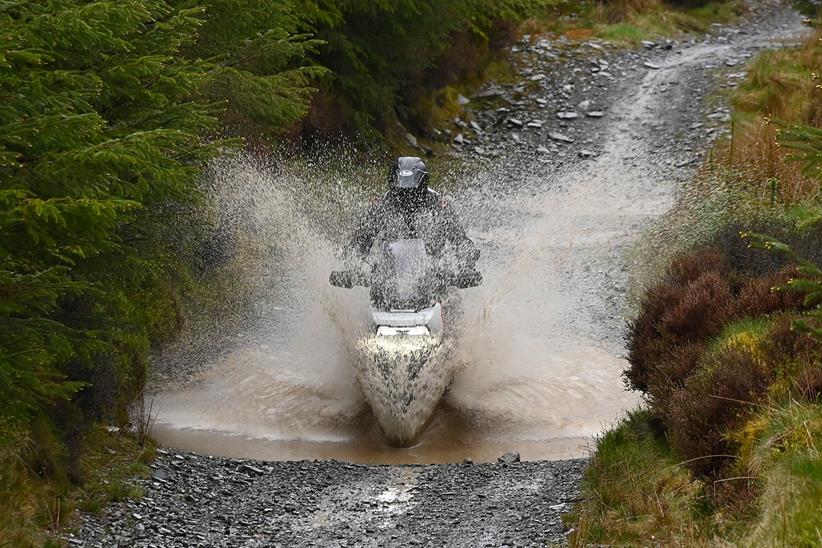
[522,0,745,46]
[737,402,822,546]
[566,409,710,546]
[568,403,822,547]
[708,316,772,352]
[0,425,153,546]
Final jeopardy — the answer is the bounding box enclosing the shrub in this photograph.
[626,245,815,478]
[667,344,772,476]
[732,265,805,317]
[627,247,732,392]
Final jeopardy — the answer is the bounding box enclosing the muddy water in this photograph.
[145,30,774,461]
[149,139,645,463]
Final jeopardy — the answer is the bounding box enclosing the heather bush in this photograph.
[626,247,733,392]
[667,344,772,476]
[626,243,815,478]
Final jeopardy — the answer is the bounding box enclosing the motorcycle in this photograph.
[330,238,481,446]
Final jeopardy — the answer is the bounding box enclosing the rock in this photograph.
[457,94,470,105]
[473,88,500,99]
[498,451,521,464]
[578,149,595,158]
[586,111,605,118]
[537,146,551,154]
[405,133,418,148]
[641,40,656,49]
[556,111,578,120]
[470,121,483,133]
[548,132,574,144]
[577,100,591,111]
[238,464,265,476]
[506,118,524,128]
[453,133,466,145]
[152,468,169,481]
[526,120,544,128]
[643,61,661,70]
[462,458,474,465]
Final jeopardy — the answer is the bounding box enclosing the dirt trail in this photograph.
[72,5,806,546]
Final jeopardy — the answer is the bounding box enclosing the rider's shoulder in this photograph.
[425,188,450,208]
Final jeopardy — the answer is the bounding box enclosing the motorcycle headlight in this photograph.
[376,326,431,337]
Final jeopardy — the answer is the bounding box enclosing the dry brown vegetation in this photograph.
[718,29,822,205]
[569,23,822,548]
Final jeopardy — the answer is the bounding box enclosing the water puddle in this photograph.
[149,146,642,463]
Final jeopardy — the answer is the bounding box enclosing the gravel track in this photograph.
[71,3,806,546]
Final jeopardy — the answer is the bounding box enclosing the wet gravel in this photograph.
[71,2,806,546]
[70,451,586,547]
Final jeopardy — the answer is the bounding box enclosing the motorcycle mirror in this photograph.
[329,271,353,288]
[453,271,482,289]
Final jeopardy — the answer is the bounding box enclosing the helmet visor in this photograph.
[394,168,422,189]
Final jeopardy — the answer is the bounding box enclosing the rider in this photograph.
[345,156,480,275]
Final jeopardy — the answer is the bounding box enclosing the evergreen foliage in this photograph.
[304,0,548,133]
[172,0,326,136]
[0,0,222,430]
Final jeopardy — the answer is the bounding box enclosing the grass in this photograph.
[569,403,822,547]
[722,29,822,205]
[566,409,710,546]
[735,402,822,546]
[708,316,772,353]
[521,0,745,46]
[0,424,153,547]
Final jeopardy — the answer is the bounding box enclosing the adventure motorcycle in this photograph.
[330,238,481,446]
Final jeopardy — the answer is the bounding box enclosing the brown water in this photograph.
[148,42,705,462]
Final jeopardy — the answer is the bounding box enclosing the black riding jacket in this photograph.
[348,188,478,270]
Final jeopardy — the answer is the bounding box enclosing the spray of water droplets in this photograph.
[145,142,644,462]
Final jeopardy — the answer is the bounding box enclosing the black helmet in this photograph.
[389,156,429,190]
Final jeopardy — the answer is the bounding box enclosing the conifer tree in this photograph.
[0,0,222,425]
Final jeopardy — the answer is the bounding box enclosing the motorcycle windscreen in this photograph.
[387,239,430,308]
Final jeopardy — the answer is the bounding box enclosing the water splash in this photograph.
[149,147,639,462]
[355,335,456,447]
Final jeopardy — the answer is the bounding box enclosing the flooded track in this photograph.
[72,4,808,546]
[148,7,803,465]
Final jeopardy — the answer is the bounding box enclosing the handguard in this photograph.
[329,270,370,288]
